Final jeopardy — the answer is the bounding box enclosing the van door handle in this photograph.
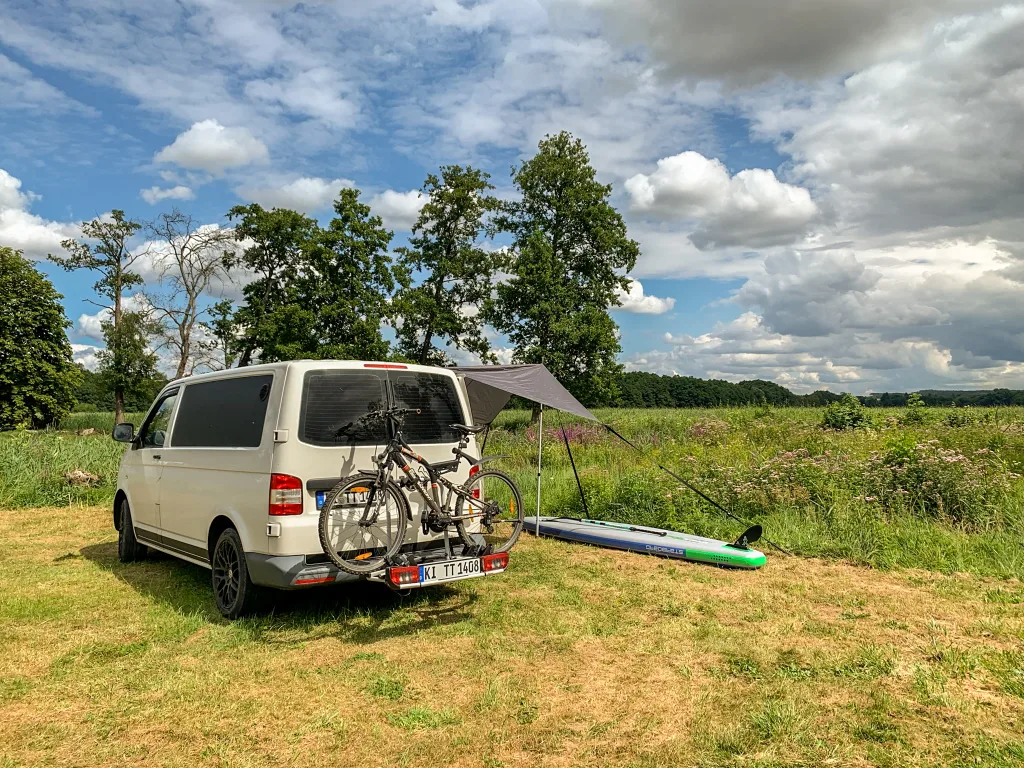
[153,455,162,460]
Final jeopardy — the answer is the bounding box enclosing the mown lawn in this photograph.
[1,504,1023,767]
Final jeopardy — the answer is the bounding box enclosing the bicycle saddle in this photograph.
[450,423,486,434]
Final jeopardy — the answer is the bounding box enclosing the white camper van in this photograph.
[111,360,514,617]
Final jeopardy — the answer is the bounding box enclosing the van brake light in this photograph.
[482,552,509,572]
[469,464,481,499]
[269,473,303,516]
[388,565,420,586]
[364,363,407,369]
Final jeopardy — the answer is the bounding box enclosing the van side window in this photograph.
[172,375,273,448]
[139,391,178,448]
[390,373,464,443]
[299,371,388,446]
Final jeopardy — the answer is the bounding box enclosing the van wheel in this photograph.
[117,499,148,563]
[212,528,263,619]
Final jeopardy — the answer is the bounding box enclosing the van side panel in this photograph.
[157,372,281,556]
[269,365,479,559]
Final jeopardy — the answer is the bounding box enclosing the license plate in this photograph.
[316,488,370,510]
[419,557,482,584]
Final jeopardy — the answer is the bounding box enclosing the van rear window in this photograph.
[390,372,464,444]
[299,370,465,446]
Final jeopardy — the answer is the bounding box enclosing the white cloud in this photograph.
[71,344,102,372]
[626,151,820,249]
[75,295,153,343]
[614,279,675,314]
[245,67,360,128]
[0,168,79,259]
[745,5,1024,240]
[140,185,195,205]
[154,119,269,174]
[367,189,428,231]
[235,176,354,213]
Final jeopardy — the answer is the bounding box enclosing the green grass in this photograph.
[2,504,1023,767]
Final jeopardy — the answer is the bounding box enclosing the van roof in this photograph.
[167,360,461,388]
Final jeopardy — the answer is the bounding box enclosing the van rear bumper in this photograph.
[245,553,361,589]
[245,542,483,589]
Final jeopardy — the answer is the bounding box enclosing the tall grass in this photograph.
[2,405,1024,577]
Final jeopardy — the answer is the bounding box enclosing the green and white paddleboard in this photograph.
[524,516,766,569]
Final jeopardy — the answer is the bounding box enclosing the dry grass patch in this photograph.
[1,505,1023,767]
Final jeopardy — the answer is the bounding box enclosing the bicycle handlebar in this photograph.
[366,407,421,421]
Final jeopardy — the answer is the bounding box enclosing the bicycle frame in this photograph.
[363,425,483,529]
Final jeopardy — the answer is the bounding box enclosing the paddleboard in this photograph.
[523,516,766,569]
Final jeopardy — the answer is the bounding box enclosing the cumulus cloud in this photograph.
[0,168,79,259]
[626,151,820,249]
[588,0,993,85]
[75,295,154,343]
[614,279,675,314]
[154,119,269,174]
[140,185,195,205]
[235,176,354,213]
[367,189,427,231]
[71,344,102,372]
[747,5,1024,239]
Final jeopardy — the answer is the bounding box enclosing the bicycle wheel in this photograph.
[318,474,409,575]
[455,468,524,553]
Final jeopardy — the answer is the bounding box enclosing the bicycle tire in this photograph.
[454,468,524,553]
[318,473,409,575]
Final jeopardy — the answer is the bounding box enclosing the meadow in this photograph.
[6,405,1024,577]
[1,406,1023,766]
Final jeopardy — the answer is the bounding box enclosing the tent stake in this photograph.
[536,404,543,535]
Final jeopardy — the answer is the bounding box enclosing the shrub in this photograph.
[901,393,928,425]
[822,394,869,430]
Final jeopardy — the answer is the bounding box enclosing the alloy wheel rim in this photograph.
[213,541,241,607]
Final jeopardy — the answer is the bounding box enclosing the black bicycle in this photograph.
[317,407,524,576]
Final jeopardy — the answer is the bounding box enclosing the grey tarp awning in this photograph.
[450,364,598,425]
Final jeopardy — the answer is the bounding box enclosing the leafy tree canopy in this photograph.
[0,247,80,429]
[394,166,498,365]
[487,132,639,407]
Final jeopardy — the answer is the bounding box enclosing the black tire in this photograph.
[211,528,263,619]
[117,498,148,563]
[318,474,408,576]
[455,468,524,553]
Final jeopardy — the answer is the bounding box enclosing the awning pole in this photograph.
[535,404,543,535]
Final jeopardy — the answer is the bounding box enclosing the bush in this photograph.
[822,394,869,430]
[900,393,928,425]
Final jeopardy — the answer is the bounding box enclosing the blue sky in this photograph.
[3,1,1023,393]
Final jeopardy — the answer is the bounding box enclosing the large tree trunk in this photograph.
[114,389,125,426]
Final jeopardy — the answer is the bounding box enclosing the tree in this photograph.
[145,209,234,378]
[224,190,402,363]
[394,166,498,365]
[201,299,238,371]
[0,247,81,429]
[49,210,154,423]
[225,204,318,366]
[487,132,639,407]
[303,188,403,360]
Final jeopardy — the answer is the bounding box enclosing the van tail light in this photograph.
[269,474,304,516]
[469,464,481,499]
[388,565,420,586]
[482,552,509,572]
